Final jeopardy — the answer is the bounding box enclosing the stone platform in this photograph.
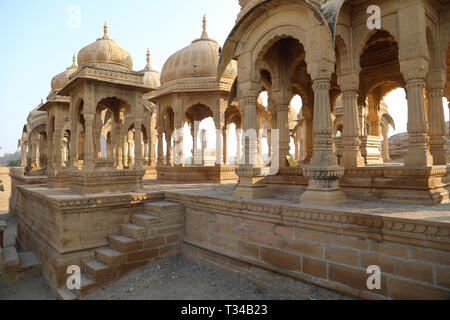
[266,165,450,205]
[10,179,450,300]
[156,165,238,182]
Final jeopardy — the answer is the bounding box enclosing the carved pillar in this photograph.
[157,128,164,166]
[70,121,79,168]
[127,131,134,167]
[302,105,313,164]
[427,89,447,165]
[236,128,242,165]
[134,121,143,169]
[405,80,433,166]
[46,123,54,171]
[300,79,346,205]
[94,115,102,158]
[233,93,269,198]
[39,134,48,170]
[341,91,364,167]
[310,80,337,166]
[222,127,227,165]
[84,113,95,170]
[166,131,173,166]
[381,124,390,163]
[276,104,290,167]
[267,129,272,159]
[21,143,26,167]
[54,125,64,169]
[30,132,38,169]
[174,123,184,166]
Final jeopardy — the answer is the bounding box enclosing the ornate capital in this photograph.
[312,79,330,91]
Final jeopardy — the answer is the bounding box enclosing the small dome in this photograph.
[160,15,237,84]
[77,23,133,71]
[141,49,161,89]
[50,54,78,92]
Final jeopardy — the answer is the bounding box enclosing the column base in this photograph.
[300,166,347,206]
[300,189,347,206]
[341,150,365,167]
[233,167,271,199]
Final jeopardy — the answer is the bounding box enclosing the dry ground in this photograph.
[0,213,352,300]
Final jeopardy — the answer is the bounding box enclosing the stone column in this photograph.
[94,115,102,158]
[405,79,432,166]
[70,122,79,168]
[30,132,38,169]
[127,133,134,167]
[157,128,164,166]
[381,124,391,163]
[300,79,346,205]
[134,121,143,169]
[276,104,290,167]
[54,126,64,169]
[302,105,314,164]
[236,128,242,165]
[47,122,54,171]
[20,143,26,167]
[84,113,95,170]
[174,126,184,166]
[358,97,366,136]
[427,89,447,164]
[341,91,364,167]
[222,127,227,165]
[166,131,173,166]
[233,94,269,198]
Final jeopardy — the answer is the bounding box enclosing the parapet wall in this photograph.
[166,192,450,300]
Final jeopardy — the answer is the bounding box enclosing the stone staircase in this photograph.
[57,201,184,300]
[0,219,41,282]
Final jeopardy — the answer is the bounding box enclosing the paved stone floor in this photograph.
[142,180,450,223]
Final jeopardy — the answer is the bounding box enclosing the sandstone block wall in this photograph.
[172,194,450,300]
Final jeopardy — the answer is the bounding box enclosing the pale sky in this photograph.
[0,1,448,157]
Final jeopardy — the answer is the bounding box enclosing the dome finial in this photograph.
[146,48,151,65]
[200,14,209,39]
[72,53,77,68]
[98,21,111,40]
[144,48,152,71]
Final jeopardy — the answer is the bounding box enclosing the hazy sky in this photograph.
[0,1,448,156]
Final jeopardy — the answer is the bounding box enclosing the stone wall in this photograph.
[168,193,450,300]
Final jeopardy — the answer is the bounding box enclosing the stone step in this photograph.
[83,259,116,283]
[120,223,148,239]
[73,273,97,296]
[96,247,125,266]
[56,287,79,301]
[16,251,41,277]
[144,201,182,216]
[109,235,142,253]
[131,213,163,227]
[0,247,20,271]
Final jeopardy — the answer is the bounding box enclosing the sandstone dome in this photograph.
[141,49,161,89]
[160,16,237,85]
[77,23,133,71]
[50,54,78,93]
